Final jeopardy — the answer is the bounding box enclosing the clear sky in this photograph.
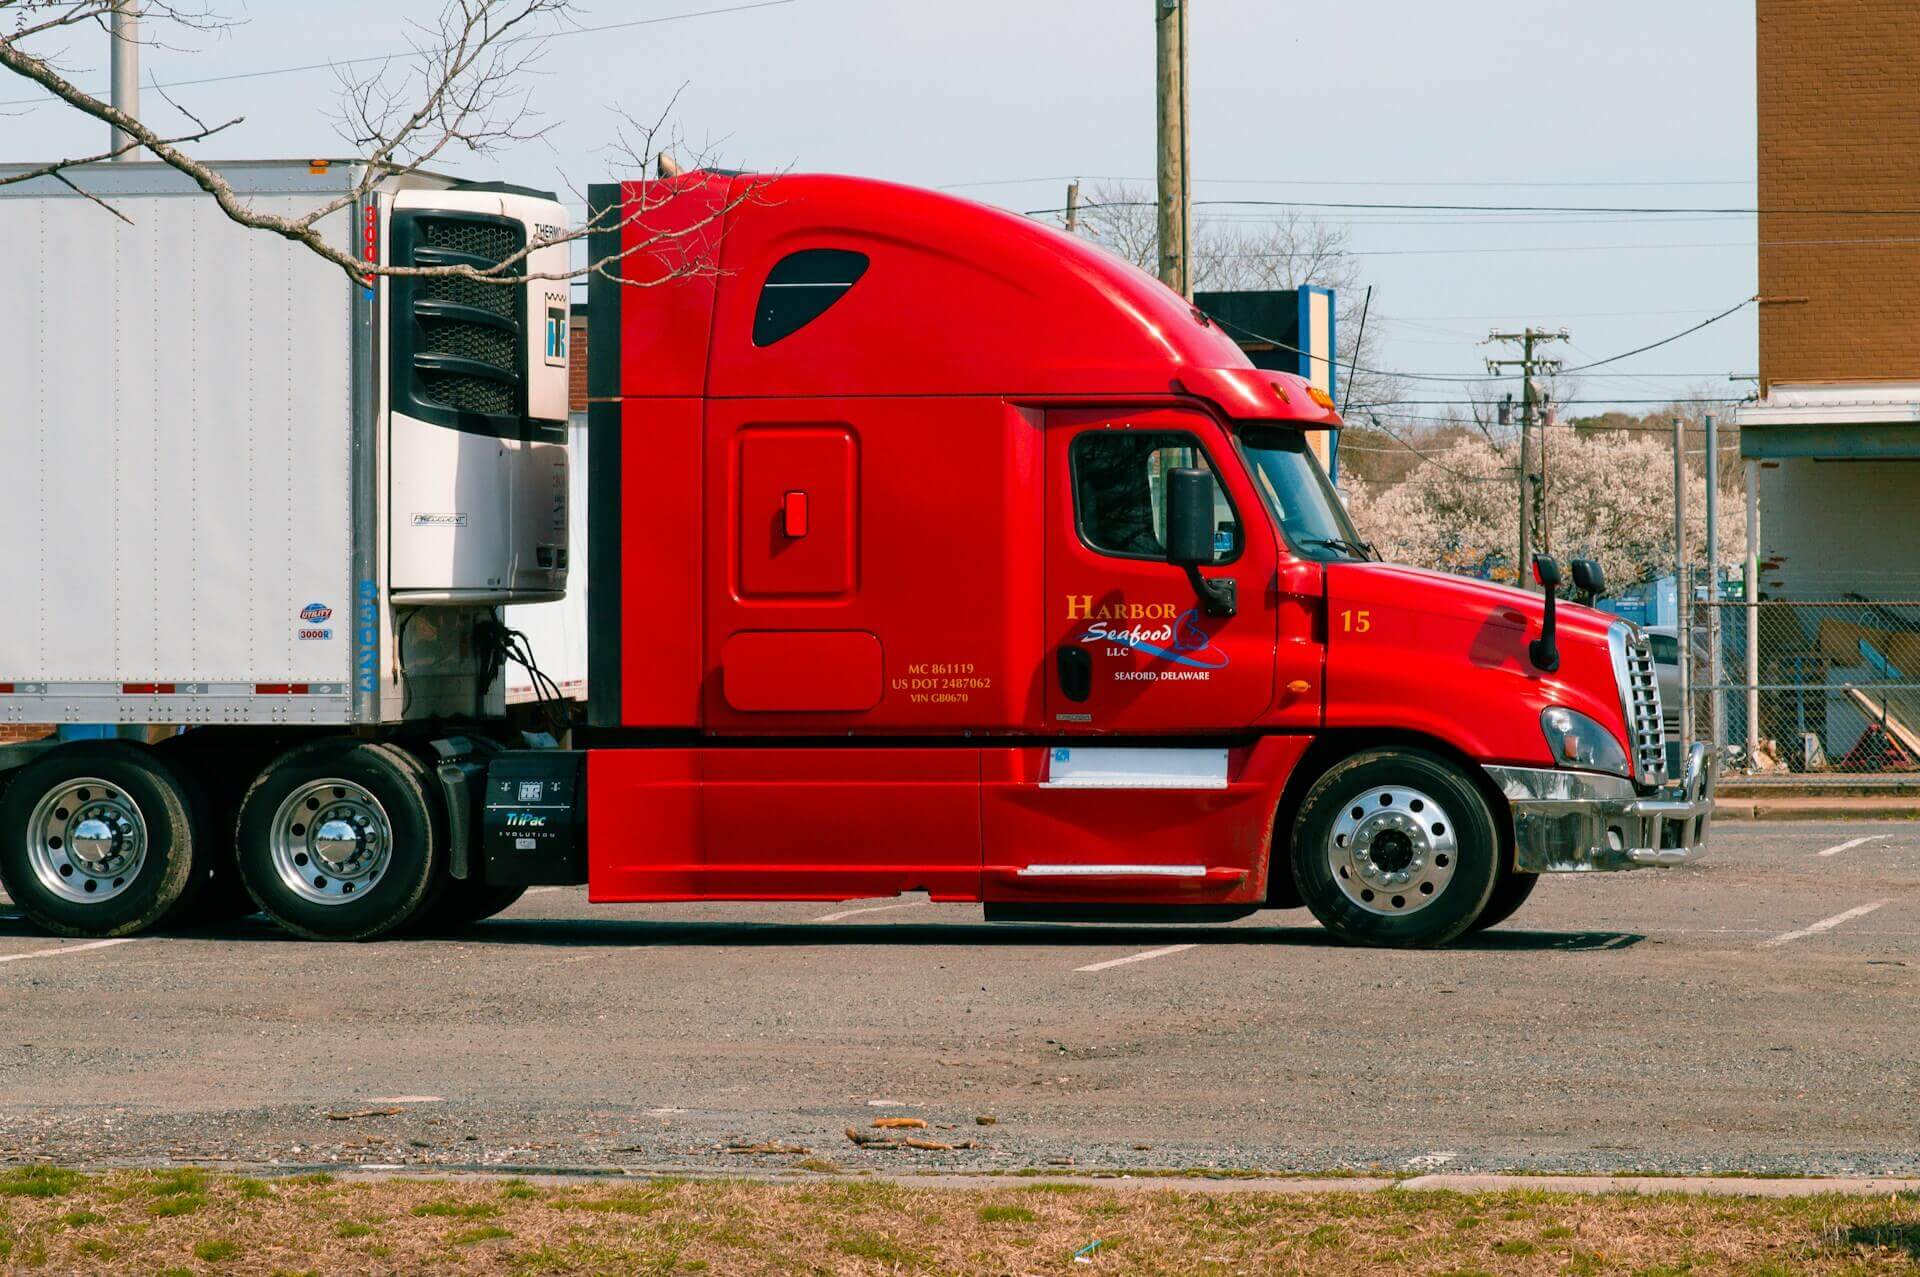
[7,0,1759,420]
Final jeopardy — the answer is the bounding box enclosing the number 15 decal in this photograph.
[1340,609,1372,634]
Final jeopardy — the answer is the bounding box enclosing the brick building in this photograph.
[1737,0,1920,599]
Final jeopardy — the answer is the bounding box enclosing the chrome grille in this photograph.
[1619,631,1667,785]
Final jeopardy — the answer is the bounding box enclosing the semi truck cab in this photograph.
[0,168,1716,948]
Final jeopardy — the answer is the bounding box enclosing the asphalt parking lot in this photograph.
[1,820,1916,1178]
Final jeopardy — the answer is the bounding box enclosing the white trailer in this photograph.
[0,160,571,940]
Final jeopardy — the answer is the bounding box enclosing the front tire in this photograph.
[1291,748,1499,948]
[236,740,445,941]
[1468,871,1540,933]
[0,742,202,937]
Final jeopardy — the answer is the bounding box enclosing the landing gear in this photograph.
[0,742,203,937]
[1292,748,1499,948]
[236,740,446,941]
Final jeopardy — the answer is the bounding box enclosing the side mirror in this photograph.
[1529,553,1561,673]
[1570,557,1606,603]
[1164,468,1216,567]
[1164,467,1236,617]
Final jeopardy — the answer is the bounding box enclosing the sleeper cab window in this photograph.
[1071,430,1240,564]
[752,248,869,346]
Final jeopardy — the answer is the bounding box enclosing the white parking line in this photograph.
[811,900,930,923]
[1818,834,1890,858]
[1076,943,1198,973]
[1760,900,1892,948]
[0,938,138,965]
[522,887,565,896]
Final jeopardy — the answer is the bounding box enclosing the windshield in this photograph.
[1236,426,1372,562]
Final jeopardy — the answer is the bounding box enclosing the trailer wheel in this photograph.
[1467,871,1540,933]
[1291,748,1499,948]
[0,742,202,938]
[236,740,445,941]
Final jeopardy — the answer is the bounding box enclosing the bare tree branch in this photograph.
[0,0,767,288]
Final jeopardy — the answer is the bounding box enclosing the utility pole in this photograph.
[1704,412,1723,752]
[109,1,139,159]
[1485,327,1568,588]
[1064,179,1081,235]
[1155,0,1191,298]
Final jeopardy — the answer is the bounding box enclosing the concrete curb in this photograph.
[1715,799,1920,821]
[302,1165,1920,1198]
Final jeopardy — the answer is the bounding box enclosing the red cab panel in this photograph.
[722,630,882,712]
[587,747,982,901]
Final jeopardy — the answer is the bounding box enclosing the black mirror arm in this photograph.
[1184,565,1237,617]
[1529,582,1561,673]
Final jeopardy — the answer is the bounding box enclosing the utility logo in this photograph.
[1067,596,1229,671]
[300,602,333,623]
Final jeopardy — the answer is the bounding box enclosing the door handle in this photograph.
[1057,645,1092,703]
[782,490,809,538]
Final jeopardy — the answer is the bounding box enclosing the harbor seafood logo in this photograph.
[1065,597,1229,671]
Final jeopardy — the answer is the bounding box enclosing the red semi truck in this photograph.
[0,168,1715,948]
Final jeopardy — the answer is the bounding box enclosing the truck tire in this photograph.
[1291,748,1500,948]
[0,742,203,938]
[236,740,446,941]
[413,881,529,932]
[1468,871,1540,933]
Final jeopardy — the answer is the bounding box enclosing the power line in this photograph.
[943,174,1754,191]
[1559,298,1755,373]
[1028,196,1920,217]
[0,0,797,108]
[1204,299,1751,386]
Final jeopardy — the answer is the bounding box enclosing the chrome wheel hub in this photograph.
[26,778,147,903]
[1328,784,1459,916]
[269,779,392,906]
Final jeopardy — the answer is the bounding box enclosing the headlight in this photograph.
[1541,707,1631,776]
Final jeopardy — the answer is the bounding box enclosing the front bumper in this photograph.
[1484,743,1719,873]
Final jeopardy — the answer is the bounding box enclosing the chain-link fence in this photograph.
[1681,594,1920,778]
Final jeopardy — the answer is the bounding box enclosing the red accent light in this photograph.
[0,684,13,694]
[122,683,174,694]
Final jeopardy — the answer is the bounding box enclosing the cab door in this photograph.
[1044,407,1279,732]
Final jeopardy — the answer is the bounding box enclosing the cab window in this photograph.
[1071,430,1239,563]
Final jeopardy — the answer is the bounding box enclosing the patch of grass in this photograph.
[1307,1223,1344,1247]
[0,1168,1914,1275]
[794,1156,844,1174]
[573,1190,670,1217]
[0,1167,84,1198]
[285,1172,335,1186]
[145,1168,208,1197]
[977,1204,1036,1224]
[192,1238,241,1262]
[410,1199,498,1219]
[147,1193,207,1218]
[233,1178,274,1200]
[833,1229,927,1268]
